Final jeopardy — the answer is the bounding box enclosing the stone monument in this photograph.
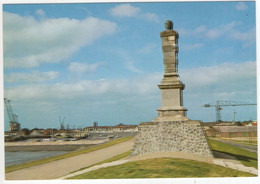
[131,20,213,158]
[153,20,188,122]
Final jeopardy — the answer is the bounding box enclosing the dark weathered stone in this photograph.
[160,30,178,37]
[162,45,178,52]
[165,20,173,30]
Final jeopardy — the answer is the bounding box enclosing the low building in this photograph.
[29,129,45,137]
[86,123,138,133]
[204,127,220,137]
[9,122,21,131]
[204,125,257,138]
[215,126,257,138]
[43,128,58,136]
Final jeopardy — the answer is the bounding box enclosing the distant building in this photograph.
[252,122,257,126]
[204,127,220,137]
[9,122,21,131]
[205,126,257,138]
[29,129,44,137]
[202,121,237,126]
[43,128,57,135]
[242,120,257,127]
[86,123,138,133]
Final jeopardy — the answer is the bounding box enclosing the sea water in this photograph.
[5,151,67,167]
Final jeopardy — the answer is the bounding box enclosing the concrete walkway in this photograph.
[5,139,134,180]
[60,151,258,179]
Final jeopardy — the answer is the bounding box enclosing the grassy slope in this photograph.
[224,139,257,147]
[69,138,258,179]
[69,157,255,179]
[5,136,133,173]
[208,139,258,169]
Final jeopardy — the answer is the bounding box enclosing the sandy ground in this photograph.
[5,138,135,180]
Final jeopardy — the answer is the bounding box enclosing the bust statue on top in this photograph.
[165,20,173,31]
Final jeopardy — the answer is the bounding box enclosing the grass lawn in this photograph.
[5,136,133,173]
[69,157,255,179]
[208,139,258,169]
[68,138,258,179]
[225,140,257,147]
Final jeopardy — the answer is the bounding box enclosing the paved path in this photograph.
[5,139,134,180]
[212,138,257,152]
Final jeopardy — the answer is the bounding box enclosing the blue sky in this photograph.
[2,1,256,130]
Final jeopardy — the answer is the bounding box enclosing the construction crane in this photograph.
[202,100,256,122]
[59,116,66,130]
[4,98,21,131]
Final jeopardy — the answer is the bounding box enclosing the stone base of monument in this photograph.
[153,106,189,121]
[131,121,213,158]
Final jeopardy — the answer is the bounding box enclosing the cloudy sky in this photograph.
[2,1,256,130]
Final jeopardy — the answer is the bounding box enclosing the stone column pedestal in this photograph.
[153,20,188,122]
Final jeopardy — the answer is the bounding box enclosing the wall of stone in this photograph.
[131,121,213,157]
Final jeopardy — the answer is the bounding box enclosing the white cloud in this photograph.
[180,21,255,47]
[76,6,93,15]
[3,12,117,68]
[194,25,207,33]
[4,61,256,127]
[181,43,204,51]
[229,27,256,47]
[109,4,159,22]
[180,61,256,100]
[5,61,256,103]
[180,22,238,39]
[181,61,256,86]
[5,71,59,83]
[4,73,161,100]
[35,9,45,16]
[68,62,103,74]
[109,4,140,17]
[181,61,256,122]
[113,49,143,73]
[206,29,222,39]
[125,61,143,73]
[139,43,156,53]
[143,12,160,22]
[205,22,237,39]
[236,2,248,11]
